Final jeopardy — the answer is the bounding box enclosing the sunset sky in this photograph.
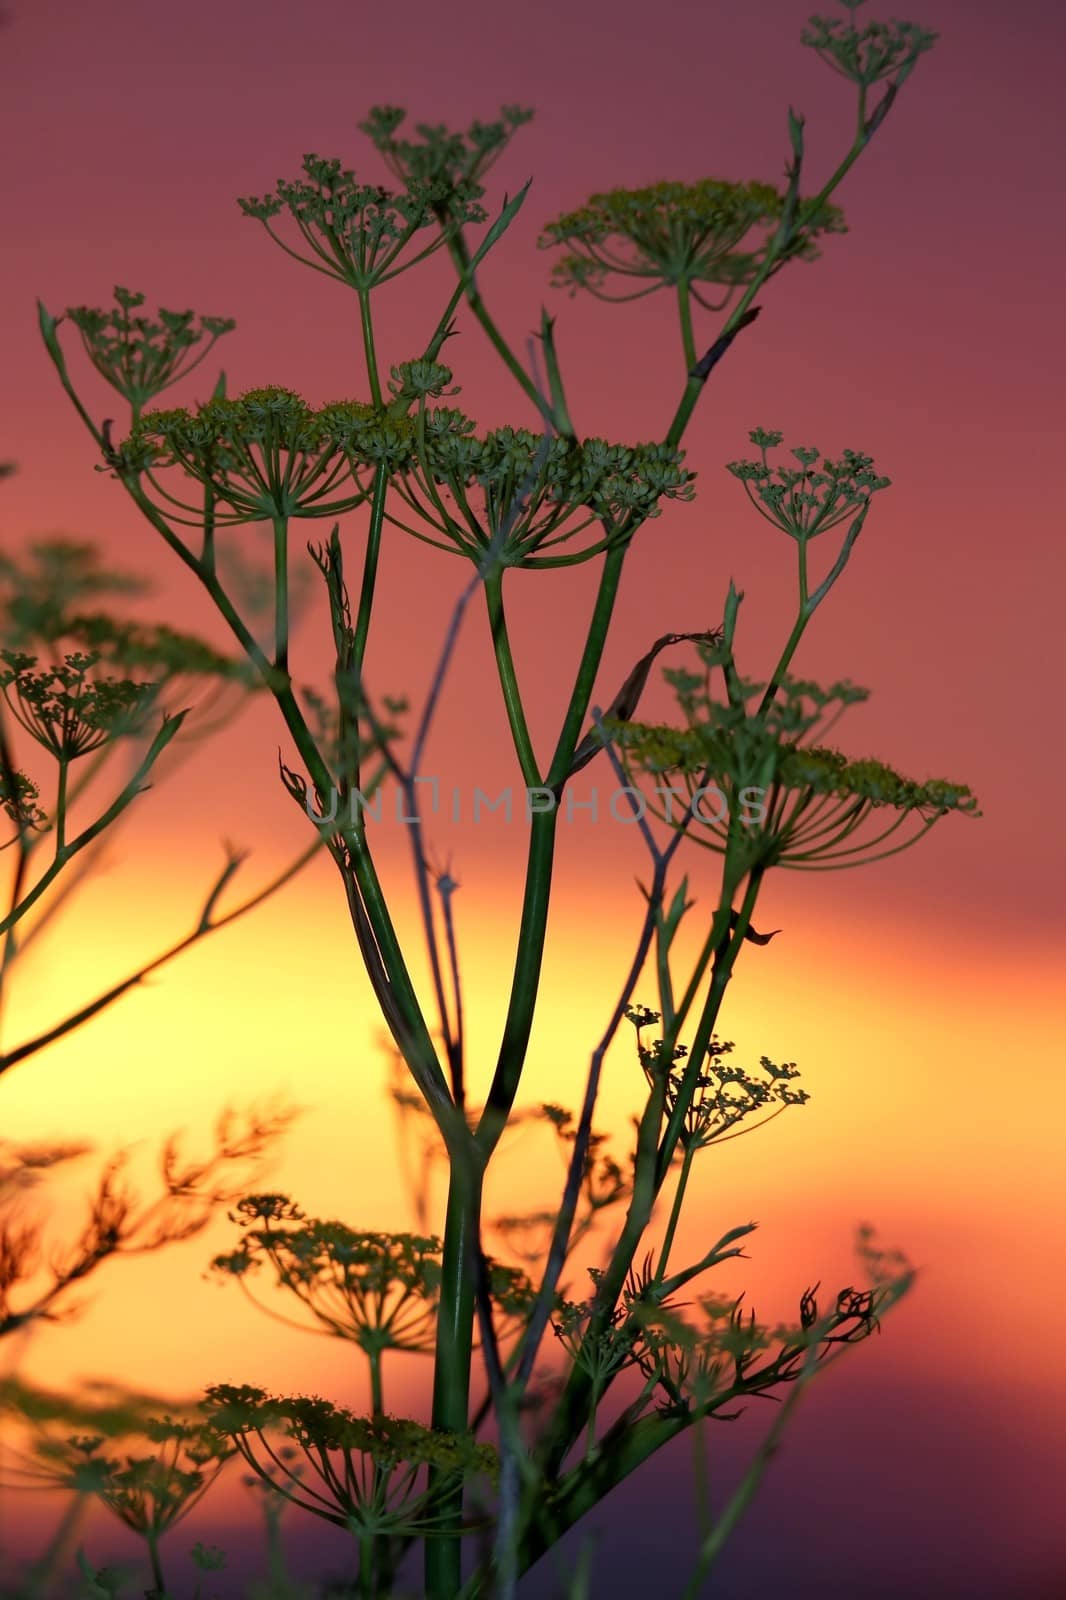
[1,0,1064,1594]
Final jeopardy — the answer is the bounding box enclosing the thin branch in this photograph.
[0,836,323,1079]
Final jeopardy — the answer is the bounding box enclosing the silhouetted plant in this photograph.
[0,1104,295,1343]
[21,1,976,1595]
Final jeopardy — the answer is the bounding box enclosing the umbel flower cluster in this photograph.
[601,430,978,871]
[0,763,44,833]
[64,286,234,410]
[801,4,938,86]
[612,666,977,871]
[0,649,159,761]
[113,380,694,564]
[236,153,488,291]
[539,179,845,304]
[8,1415,231,1545]
[632,1260,907,1416]
[726,428,891,539]
[211,1193,539,1361]
[211,1194,445,1356]
[201,1385,497,1540]
[626,1008,809,1151]
[357,103,535,194]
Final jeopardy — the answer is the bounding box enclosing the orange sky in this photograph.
[2,0,1065,1594]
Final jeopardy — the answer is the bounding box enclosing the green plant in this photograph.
[23,1,978,1595]
[0,1105,295,1344]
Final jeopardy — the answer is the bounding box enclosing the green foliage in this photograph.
[116,384,697,564]
[129,388,377,524]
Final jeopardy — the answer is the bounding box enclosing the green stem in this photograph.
[146,1528,165,1593]
[475,543,629,1160]
[537,861,759,1484]
[359,289,383,408]
[54,758,69,854]
[679,1372,809,1598]
[353,464,387,673]
[677,277,697,372]
[756,601,809,720]
[517,1410,689,1578]
[655,1142,696,1284]
[20,1493,88,1598]
[272,683,452,1110]
[368,1349,384,1416]
[585,1378,602,1460]
[672,909,735,1042]
[664,109,881,453]
[367,1347,388,1598]
[484,568,540,786]
[656,869,764,1182]
[426,1154,484,1599]
[272,514,289,673]
[441,229,545,417]
[0,716,185,937]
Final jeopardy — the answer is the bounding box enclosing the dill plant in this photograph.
[25,2,979,1594]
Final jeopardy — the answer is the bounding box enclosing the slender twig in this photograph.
[0,835,324,1079]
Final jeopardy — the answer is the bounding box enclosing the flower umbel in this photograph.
[540,180,845,305]
[801,6,938,88]
[613,667,978,871]
[237,156,480,291]
[634,1232,912,1416]
[63,286,235,409]
[202,1385,496,1547]
[6,1416,231,1543]
[390,420,696,567]
[0,650,160,761]
[0,766,45,836]
[726,428,891,540]
[130,389,379,524]
[358,104,534,199]
[212,1197,443,1359]
[627,1013,809,1149]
